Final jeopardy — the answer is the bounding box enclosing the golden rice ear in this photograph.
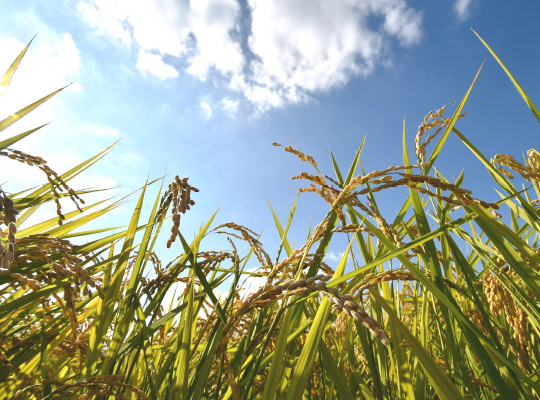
[274,142,319,169]
[527,149,540,170]
[1,194,19,225]
[491,152,540,183]
[415,103,465,165]
[0,189,19,269]
[156,175,199,248]
[0,149,85,225]
[212,222,272,268]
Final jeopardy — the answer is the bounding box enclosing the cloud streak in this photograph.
[77,0,423,112]
[454,0,474,21]
[200,99,213,120]
[136,49,179,79]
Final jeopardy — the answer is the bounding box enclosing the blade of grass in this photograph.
[0,124,48,150]
[89,182,147,375]
[285,243,352,400]
[0,85,68,133]
[425,61,484,173]
[0,36,34,97]
[472,29,540,124]
[371,290,464,400]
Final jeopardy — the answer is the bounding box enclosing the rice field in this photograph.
[1,31,540,399]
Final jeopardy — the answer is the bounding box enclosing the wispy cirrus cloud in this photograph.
[324,251,347,264]
[136,49,179,79]
[454,0,474,21]
[200,98,213,120]
[76,0,423,113]
[221,98,239,118]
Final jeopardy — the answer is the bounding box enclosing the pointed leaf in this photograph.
[0,85,68,133]
[0,36,35,97]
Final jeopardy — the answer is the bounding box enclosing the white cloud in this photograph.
[78,0,243,80]
[79,123,122,138]
[454,0,473,21]
[185,0,244,80]
[120,0,190,55]
[382,3,423,45]
[77,0,133,47]
[235,0,423,112]
[200,99,213,120]
[221,98,239,117]
[77,0,423,112]
[136,49,179,79]
[325,251,347,263]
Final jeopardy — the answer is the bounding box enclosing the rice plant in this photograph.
[1,31,540,399]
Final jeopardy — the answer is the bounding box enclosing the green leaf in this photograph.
[0,85,68,133]
[372,291,464,400]
[0,36,34,97]
[473,29,540,124]
[426,61,484,172]
[0,124,48,150]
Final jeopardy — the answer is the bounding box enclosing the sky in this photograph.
[1,0,540,271]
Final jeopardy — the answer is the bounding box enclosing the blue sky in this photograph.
[1,0,540,267]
